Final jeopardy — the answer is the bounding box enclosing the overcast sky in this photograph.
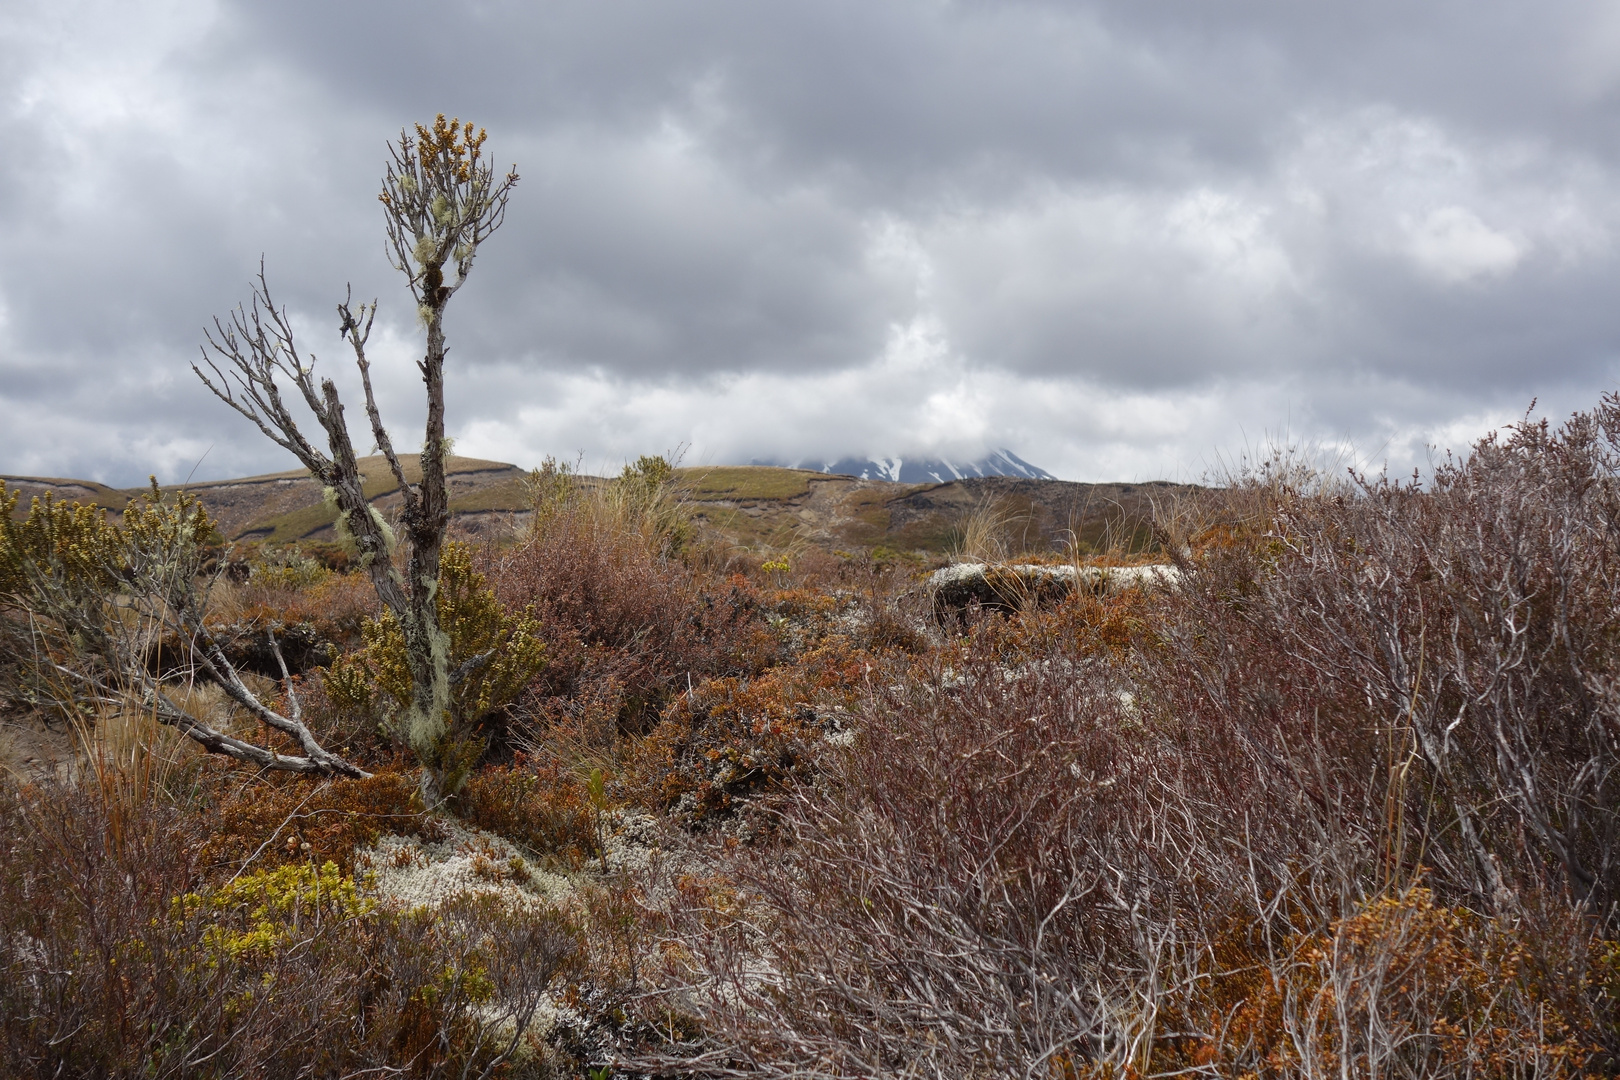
[3,0,1619,485]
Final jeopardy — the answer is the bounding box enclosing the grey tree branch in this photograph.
[338,289,414,506]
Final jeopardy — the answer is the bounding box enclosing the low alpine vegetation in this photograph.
[5,115,1620,1078]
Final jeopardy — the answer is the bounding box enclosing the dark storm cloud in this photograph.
[2,0,1618,484]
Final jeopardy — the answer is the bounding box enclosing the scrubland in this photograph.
[4,401,1620,1079]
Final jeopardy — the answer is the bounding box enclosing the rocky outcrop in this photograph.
[927,561,1181,617]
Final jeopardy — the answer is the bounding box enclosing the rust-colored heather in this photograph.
[194,766,438,877]
[458,753,600,865]
[625,653,1153,1076]
[947,582,1157,664]
[1161,886,1609,1076]
[620,638,874,824]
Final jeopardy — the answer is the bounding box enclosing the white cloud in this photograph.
[4,1,1620,488]
[1403,206,1525,283]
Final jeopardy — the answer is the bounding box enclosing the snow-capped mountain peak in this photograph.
[757,449,1056,483]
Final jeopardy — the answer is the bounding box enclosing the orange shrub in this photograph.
[195,767,437,877]
[1166,887,1607,1076]
[622,640,873,823]
[458,755,600,865]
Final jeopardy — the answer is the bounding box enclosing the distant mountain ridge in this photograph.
[755,448,1056,484]
[8,458,1192,557]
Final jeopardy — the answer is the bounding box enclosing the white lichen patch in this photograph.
[358,820,574,911]
[358,810,671,913]
[599,810,662,874]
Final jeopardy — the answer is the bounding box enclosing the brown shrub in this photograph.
[629,642,1616,1077]
[766,582,929,657]
[1162,885,1609,1075]
[458,754,601,866]
[625,654,1151,1076]
[620,639,877,826]
[194,766,438,877]
[494,504,773,740]
[622,399,1620,1077]
[1140,402,1620,919]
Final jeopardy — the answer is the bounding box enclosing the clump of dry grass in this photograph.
[948,493,1016,564]
[71,690,205,814]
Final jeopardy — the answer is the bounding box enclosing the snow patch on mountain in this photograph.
[752,449,1057,483]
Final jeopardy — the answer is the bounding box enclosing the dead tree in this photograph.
[196,116,518,800]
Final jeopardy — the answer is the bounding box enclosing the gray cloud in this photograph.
[2,0,1618,486]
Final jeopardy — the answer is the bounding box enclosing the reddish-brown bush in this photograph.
[621,399,1620,1077]
[194,766,438,877]
[621,639,874,824]
[1141,403,1620,920]
[458,753,601,865]
[626,654,1156,1076]
[211,569,380,658]
[494,507,773,741]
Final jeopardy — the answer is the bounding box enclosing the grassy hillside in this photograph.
[5,456,530,545]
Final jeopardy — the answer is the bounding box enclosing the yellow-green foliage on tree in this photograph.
[328,540,544,732]
[0,480,220,605]
[0,480,221,674]
[118,481,223,592]
[0,482,371,776]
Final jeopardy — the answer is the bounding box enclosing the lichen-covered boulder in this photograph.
[927,561,1180,617]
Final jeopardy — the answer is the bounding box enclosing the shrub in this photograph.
[497,478,770,741]
[195,767,438,876]
[626,654,1148,1076]
[246,544,331,591]
[1165,886,1607,1075]
[0,778,578,1078]
[459,754,601,866]
[1141,401,1620,918]
[621,639,872,825]
[326,540,546,773]
[622,398,1620,1077]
